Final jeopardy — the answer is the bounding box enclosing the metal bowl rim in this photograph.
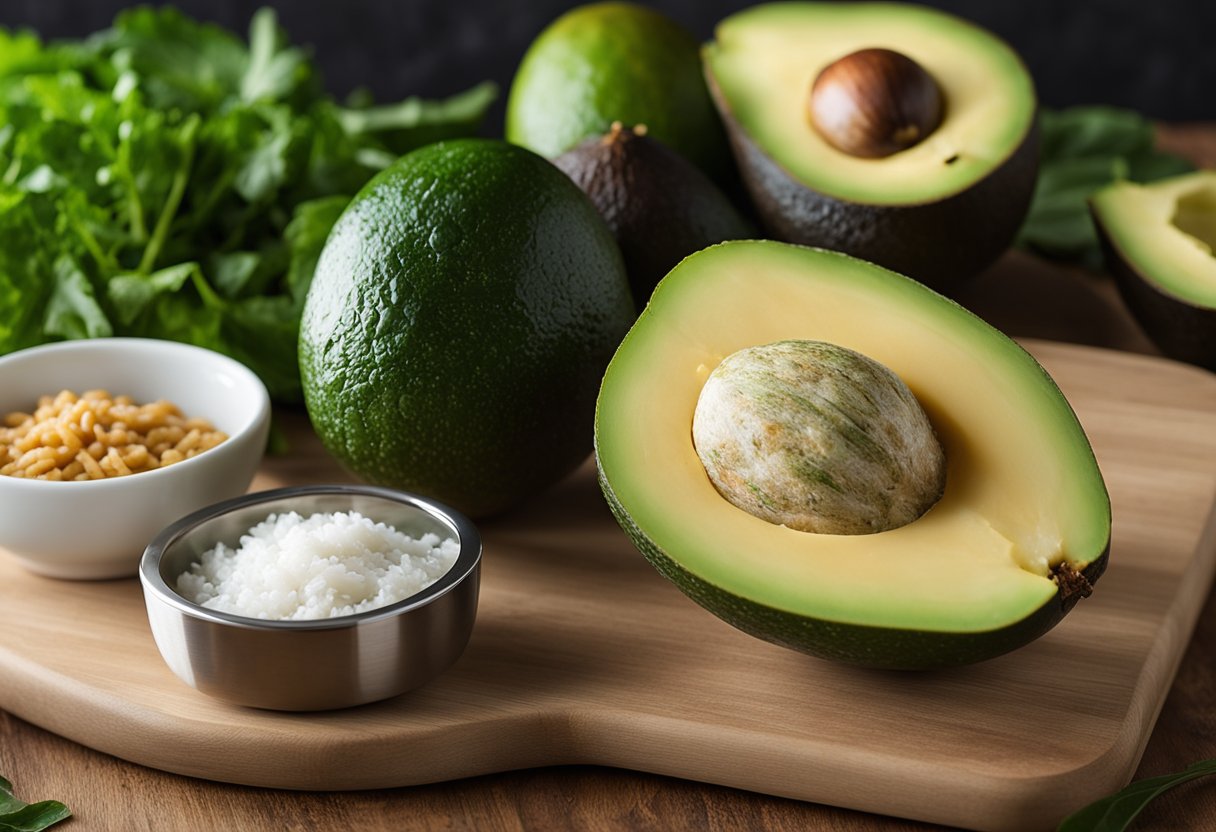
[139,483,482,631]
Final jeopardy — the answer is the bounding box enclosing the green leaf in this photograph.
[208,252,262,299]
[44,254,111,340]
[101,6,250,113]
[107,261,199,325]
[241,8,310,104]
[233,109,296,203]
[0,31,47,78]
[222,294,305,401]
[336,81,497,155]
[1016,106,1195,267]
[0,190,53,353]
[1033,155,1129,195]
[0,774,71,831]
[131,291,225,354]
[283,195,348,303]
[1126,149,1195,183]
[337,80,496,134]
[1058,759,1216,831]
[1040,106,1154,160]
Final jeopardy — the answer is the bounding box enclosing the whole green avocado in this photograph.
[299,139,635,518]
[505,2,732,182]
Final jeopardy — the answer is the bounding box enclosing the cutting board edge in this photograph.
[1018,337,1216,390]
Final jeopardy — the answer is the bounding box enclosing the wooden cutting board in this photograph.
[1,339,1215,832]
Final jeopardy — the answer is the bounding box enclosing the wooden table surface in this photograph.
[2,127,1214,832]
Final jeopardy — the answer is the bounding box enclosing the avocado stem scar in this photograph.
[1051,562,1093,604]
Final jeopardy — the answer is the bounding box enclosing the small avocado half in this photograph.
[595,241,1110,669]
[703,3,1039,291]
[1091,170,1216,370]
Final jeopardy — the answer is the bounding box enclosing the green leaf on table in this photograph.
[1126,148,1195,183]
[0,774,71,831]
[1016,106,1196,267]
[1058,759,1216,831]
[1039,106,1154,160]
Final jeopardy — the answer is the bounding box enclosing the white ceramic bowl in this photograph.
[0,338,270,579]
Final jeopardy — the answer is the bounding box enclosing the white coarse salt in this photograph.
[175,510,460,620]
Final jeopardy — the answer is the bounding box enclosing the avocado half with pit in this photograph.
[703,3,1038,291]
[595,241,1110,669]
[1091,170,1216,370]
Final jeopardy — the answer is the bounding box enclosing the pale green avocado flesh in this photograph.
[704,2,1036,205]
[594,241,1111,668]
[1091,171,1216,307]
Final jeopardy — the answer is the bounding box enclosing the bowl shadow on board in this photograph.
[318,600,628,720]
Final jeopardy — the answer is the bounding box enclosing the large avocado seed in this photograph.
[808,48,945,159]
[692,340,945,535]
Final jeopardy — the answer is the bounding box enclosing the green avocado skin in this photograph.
[506,2,732,182]
[598,467,1108,670]
[300,139,635,518]
[1093,216,1216,371]
[708,74,1039,292]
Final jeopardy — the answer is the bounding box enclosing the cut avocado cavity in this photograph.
[1170,183,1216,256]
[595,241,1110,669]
[1092,170,1216,369]
[703,2,1038,288]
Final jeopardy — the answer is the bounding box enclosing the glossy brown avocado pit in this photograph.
[808,48,945,158]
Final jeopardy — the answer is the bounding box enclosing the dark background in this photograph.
[2,0,1213,122]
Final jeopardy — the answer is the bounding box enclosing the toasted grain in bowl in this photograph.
[1,389,228,480]
[0,338,271,579]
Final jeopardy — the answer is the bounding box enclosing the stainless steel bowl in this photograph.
[139,485,481,711]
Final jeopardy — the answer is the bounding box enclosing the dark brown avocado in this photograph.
[553,122,755,308]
